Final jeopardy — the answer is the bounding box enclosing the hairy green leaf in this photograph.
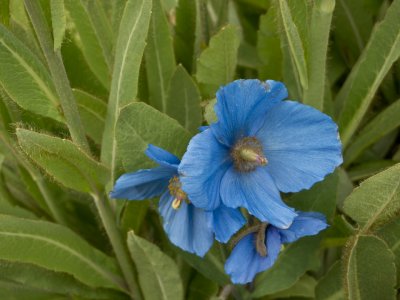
[16,129,109,193]
[0,24,62,122]
[336,0,400,147]
[101,0,152,181]
[127,232,184,300]
[0,214,124,290]
[342,235,396,299]
[166,65,202,133]
[145,0,176,112]
[343,163,400,232]
[50,0,66,50]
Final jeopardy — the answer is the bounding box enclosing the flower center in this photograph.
[231,137,268,172]
[168,176,188,210]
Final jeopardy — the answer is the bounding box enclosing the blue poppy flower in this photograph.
[110,144,245,256]
[179,79,342,229]
[225,212,328,284]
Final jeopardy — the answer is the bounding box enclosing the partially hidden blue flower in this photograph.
[225,212,328,284]
[179,79,343,229]
[110,144,245,257]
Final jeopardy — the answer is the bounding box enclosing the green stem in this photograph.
[23,0,90,153]
[92,193,141,300]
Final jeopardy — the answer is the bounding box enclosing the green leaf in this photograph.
[74,89,107,144]
[315,261,344,300]
[267,274,317,299]
[348,160,397,181]
[186,273,218,300]
[16,129,109,193]
[257,6,282,80]
[64,0,110,90]
[204,98,217,125]
[342,235,396,299]
[166,65,202,133]
[302,0,335,111]
[196,24,239,96]
[336,0,400,147]
[344,99,400,166]
[0,261,128,299]
[253,237,321,297]
[343,163,400,232]
[289,172,339,221]
[50,0,66,50]
[116,102,191,171]
[0,279,65,300]
[377,218,400,285]
[174,0,197,72]
[0,214,124,290]
[145,0,176,113]
[127,231,184,300]
[0,24,63,122]
[101,0,152,180]
[276,0,308,90]
[121,201,149,233]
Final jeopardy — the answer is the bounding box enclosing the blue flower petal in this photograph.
[278,211,328,244]
[145,144,180,169]
[158,191,214,257]
[220,165,297,229]
[211,80,287,146]
[225,227,282,284]
[256,100,343,193]
[110,167,174,200]
[212,205,246,243]
[179,129,230,210]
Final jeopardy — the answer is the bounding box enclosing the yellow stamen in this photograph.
[240,149,268,165]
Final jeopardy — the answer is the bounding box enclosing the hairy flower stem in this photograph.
[92,193,142,300]
[23,0,90,153]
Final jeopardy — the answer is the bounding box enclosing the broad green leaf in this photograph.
[344,99,400,166]
[174,0,197,72]
[0,279,64,300]
[166,65,202,133]
[116,102,191,171]
[186,273,218,300]
[16,129,109,193]
[315,261,344,300]
[342,235,396,299]
[0,261,128,299]
[64,0,110,90]
[253,237,321,297]
[257,5,282,80]
[127,232,184,300]
[0,214,124,290]
[145,0,176,113]
[101,0,152,181]
[343,163,400,232]
[50,0,66,50]
[74,89,107,144]
[0,0,9,26]
[267,274,317,299]
[0,25,63,122]
[302,0,335,111]
[348,160,397,181]
[377,218,400,285]
[196,25,239,97]
[290,172,339,221]
[0,199,37,220]
[336,0,400,147]
[204,98,217,125]
[276,0,308,90]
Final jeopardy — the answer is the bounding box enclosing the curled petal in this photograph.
[145,144,180,169]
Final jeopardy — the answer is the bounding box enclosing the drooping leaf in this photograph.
[343,163,400,232]
[64,0,110,89]
[166,65,202,133]
[50,0,66,50]
[101,0,152,180]
[336,0,400,147]
[196,24,239,97]
[342,235,396,299]
[145,0,176,112]
[253,237,321,297]
[344,99,400,166]
[74,89,107,144]
[315,261,344,300]
[116,102,191,171]
[16,129,109,193]
[127,231,184,300]
[0,214,124,290]
[0,24,63,122]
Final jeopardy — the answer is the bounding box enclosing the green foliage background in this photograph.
[0,0,399,299]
